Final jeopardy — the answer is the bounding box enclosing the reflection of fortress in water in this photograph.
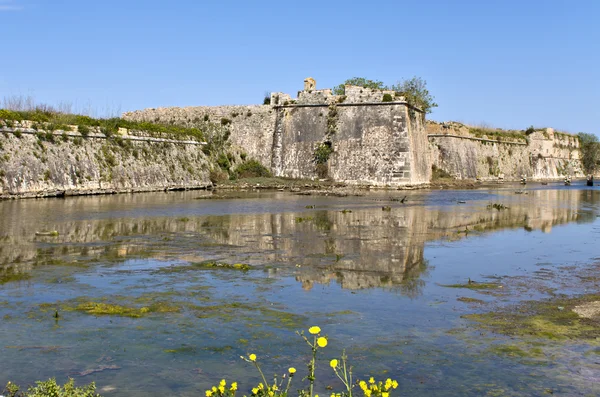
[0,189,597,294]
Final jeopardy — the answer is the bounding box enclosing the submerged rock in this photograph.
[573,301,600,319]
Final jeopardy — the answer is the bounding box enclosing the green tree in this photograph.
[578,132,600,174]
[332,77,385,95]
[390,77,438,114]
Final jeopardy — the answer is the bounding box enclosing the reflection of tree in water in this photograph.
[397,259,430,299]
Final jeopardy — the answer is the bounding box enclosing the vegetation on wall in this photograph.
[333,77,385,95]
[332,76,438,113]
[467,126,528,143]
[577,132,600,174]
[232,159,272,179]
[0,108,205,141]
[326,104,338,135]
[389,77,437,113]
[313,142,333,179]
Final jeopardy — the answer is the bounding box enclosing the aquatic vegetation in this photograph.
[3,378,100,397]
[463,294,600,340]
[441,279,501,290]
[67,301,180,318]
[155,261,252,273]
[204,326,399,397]
[0,270,32,284]
[486,344,544,358]
[200,262,251,271]
[457,297,486,304]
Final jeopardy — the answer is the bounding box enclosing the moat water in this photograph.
[1,183,599,396]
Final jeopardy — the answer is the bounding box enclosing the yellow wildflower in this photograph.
[220,379,226,387]
[330,359,338,368]
[258,383,264,390]
[317,337,328,347]
[252,388,259,394]
[289,367,297,374]
[206,391,212,397]
[249,353,257,362]
[364,390,372,397]
[309,326,321,334]
[359,381,367,391]
[382,393,389,397]
[369,377,375,384]
[218,386,225,393]
[231,382,238,391]
[212,386,217,392]
[268,391,274,397]
[392,380,398,389]
[273,385,278,391]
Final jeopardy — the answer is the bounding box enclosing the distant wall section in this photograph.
[427,122,583,180]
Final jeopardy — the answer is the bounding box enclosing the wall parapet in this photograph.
[273,101,412,109]
[0,125,206,145]
[427,133,527,146]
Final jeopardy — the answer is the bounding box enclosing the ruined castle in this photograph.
[124,78,583,186]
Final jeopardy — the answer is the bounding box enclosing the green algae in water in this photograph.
[0,270,32,284]
[457,297,486,304]
[464,294,600,340]
[164,345,197,354]
[441,280,502,290]
[155,261,252,273]
[66,301,181,318]
[487,344,544,358]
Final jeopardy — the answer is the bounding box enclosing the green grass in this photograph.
[468,127,527,143]
[0,108,206,141]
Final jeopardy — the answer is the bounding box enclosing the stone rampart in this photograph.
[124,105,275,167]
[122,79,584,185]
[427,122,583,180]
[124,81,430,187]
[0,122,211,198]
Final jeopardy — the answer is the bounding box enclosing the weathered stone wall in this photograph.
[124,98,430,186]
[0,124,211,198]
[123,105,276,167]
[427,122,583,180]
[273,102,430,185]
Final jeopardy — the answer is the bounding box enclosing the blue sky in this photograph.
[0,0,598,134]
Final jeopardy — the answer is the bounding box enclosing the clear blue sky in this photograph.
[1,0,598,134]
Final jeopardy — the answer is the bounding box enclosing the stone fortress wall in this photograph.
[0,120,211,198]
[124,78,584,185]
[124,78,432,187]
[427,121,583,180]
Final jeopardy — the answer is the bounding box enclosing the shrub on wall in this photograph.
[313,143,333,165]
[382,93,393,102]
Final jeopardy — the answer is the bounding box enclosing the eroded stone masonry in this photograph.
[124,78,432,187]
[124,78,583,186]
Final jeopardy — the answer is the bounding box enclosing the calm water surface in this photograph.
[1,182,599,396]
